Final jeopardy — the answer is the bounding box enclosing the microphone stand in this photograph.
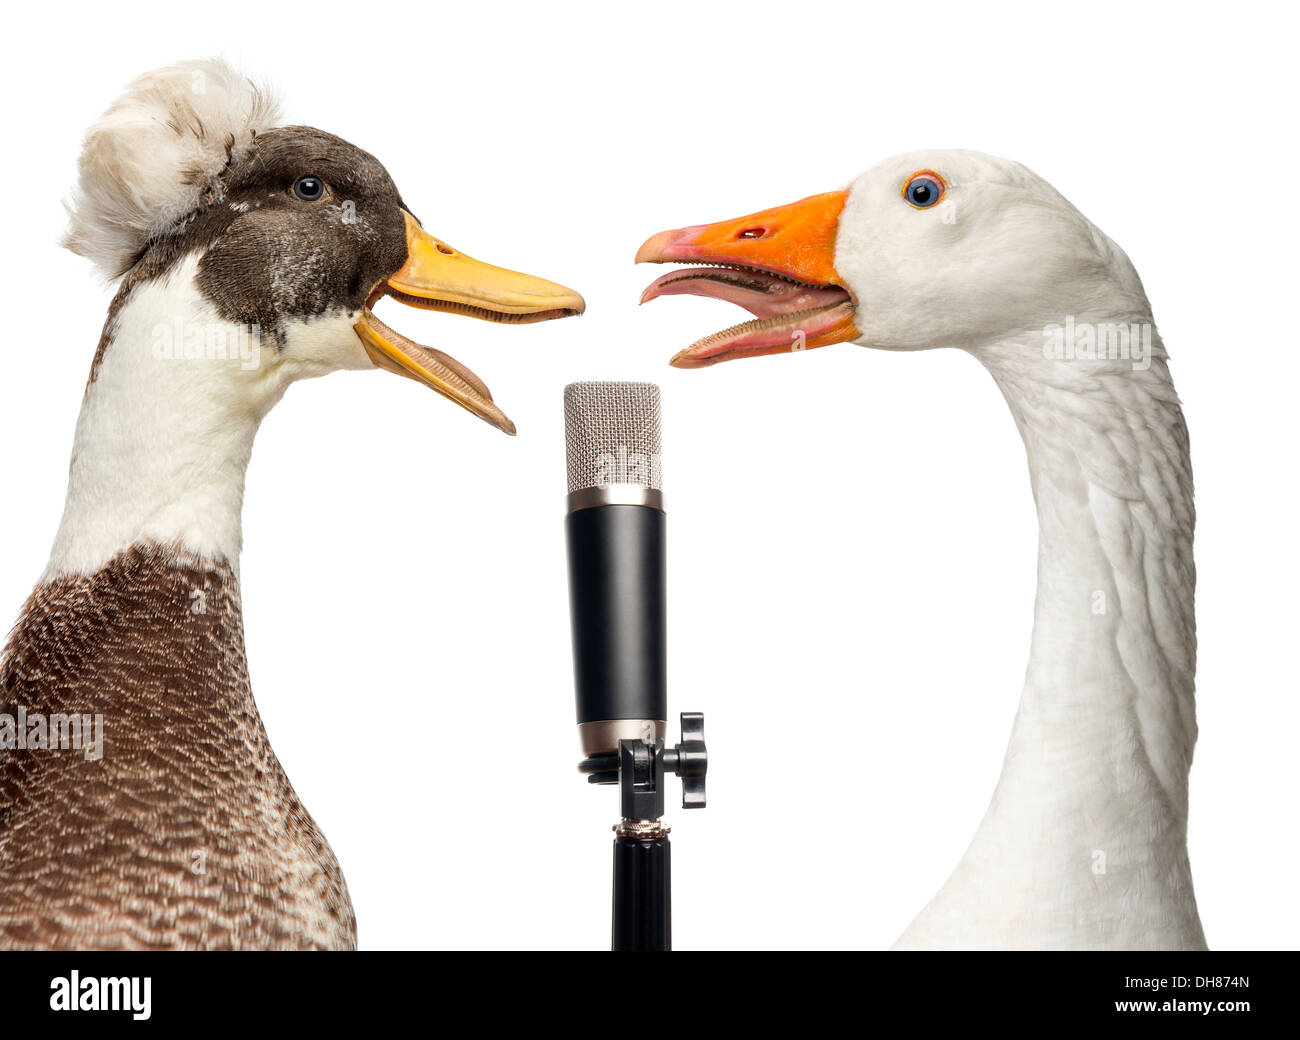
[579,714,707,951]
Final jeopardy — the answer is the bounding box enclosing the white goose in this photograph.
[637,150,1204,950]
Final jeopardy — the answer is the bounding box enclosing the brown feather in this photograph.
[0,544,355,950]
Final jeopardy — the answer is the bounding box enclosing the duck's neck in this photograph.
[45,256,290,581]
[899,324,1204,949]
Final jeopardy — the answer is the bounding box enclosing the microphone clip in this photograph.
[579,712,708,821]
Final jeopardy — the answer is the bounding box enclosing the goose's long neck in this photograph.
[992,331,1198,808]
[45,256,289,581]
[899,323,1204,949]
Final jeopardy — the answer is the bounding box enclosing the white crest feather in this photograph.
[62,59,283,280]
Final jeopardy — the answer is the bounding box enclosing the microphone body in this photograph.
[563,382,667,756]
[565,501,666,751]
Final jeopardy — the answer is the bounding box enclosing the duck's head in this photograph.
[65,59,584,434]
[637,150,1146,367]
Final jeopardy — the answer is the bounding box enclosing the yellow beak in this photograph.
[355,210,585,434]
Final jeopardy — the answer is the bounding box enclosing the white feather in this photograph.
[43,256,366,580]
[62,58,282,280]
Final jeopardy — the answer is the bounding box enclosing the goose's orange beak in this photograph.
[636,190,858,368]
[356,211,585,434]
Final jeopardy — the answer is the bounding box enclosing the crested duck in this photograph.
[0,59,583,950]
[637,151,1204,950]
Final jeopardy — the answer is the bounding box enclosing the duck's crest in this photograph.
[62,58,283,281]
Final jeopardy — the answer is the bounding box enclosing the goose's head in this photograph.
[637,150,1147,367]
[66,60,584,434]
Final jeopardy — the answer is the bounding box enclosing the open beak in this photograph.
[355,210,584,434]
[635,190,858,368]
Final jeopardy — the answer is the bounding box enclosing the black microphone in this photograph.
[563,381,667,758]
[563,382,705,952]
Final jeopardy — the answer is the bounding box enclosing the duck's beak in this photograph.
[355,210,585,434]
[635,190,859,368]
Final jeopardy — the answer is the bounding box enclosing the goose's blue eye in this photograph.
[903,171,945,209]
[292,176,326,202]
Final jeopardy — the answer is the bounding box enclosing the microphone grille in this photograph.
[563,381,663,493]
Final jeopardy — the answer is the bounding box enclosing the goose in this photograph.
[636,150,1204,950]
[0,59,583,950]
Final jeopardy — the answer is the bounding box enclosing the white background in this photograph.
[1,2,1295,950]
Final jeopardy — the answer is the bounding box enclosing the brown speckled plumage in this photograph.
[0,544,355,950]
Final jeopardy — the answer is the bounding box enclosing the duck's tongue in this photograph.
[355,307,514,434]
[355,210,585,434]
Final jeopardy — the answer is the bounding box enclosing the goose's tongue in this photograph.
[640,266,848,318]
[634,189,860,367]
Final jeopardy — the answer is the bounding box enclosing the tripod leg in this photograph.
[612,833,671,952]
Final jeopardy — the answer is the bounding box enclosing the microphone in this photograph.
[563,381,705,952]
[562,381,667,758]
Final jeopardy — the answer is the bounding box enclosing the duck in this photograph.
[0,59,583,951]
[636,150,1204,950]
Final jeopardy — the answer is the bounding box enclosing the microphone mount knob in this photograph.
[663,712,707,810]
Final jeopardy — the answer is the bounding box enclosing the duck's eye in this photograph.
[292,176,326,202]
[902,171,946,209]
